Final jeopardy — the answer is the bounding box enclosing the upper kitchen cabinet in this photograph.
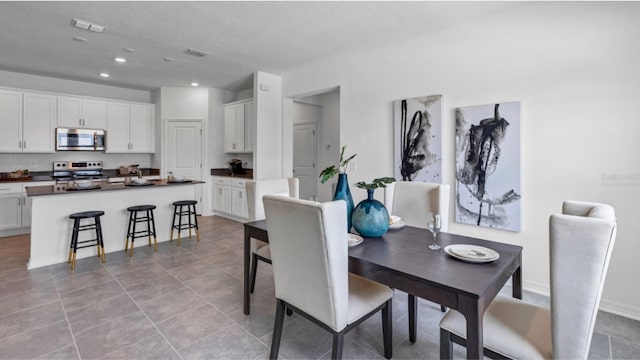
[57,96,106,129]
[22,92,56,153]
[106,102,154,153]
[0,89,55,153]
[224,99,254,153]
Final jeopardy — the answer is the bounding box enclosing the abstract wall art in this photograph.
[393,94,442,183]
[455,102,521,232]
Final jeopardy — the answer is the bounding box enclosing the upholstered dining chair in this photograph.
[384,181,450,342]
[245,178,299,293]
[263,195,393,360]
[439,201,617,359]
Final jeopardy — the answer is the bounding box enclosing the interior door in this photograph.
[293,122,316,200]
[166,120,203,213]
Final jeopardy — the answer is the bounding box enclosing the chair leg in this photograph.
[286,308,293,317]
[382,299,392,359]
[147,210,152,247]
[125,210,133,251]
[408,294,417,343]
[96,216,105,263]
[270,299,286,360]
[193,204,200,242]
[440,328,453,360]
[331,332,345,360]
[150,209,158,252]
[441,305,446,312]
[170,205,177,242]
[130,211,137,256]
[177,205,183,247]
[250,253,258,294]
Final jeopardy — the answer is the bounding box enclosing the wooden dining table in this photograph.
[243,220,523,359]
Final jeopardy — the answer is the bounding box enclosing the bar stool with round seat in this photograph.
[68,210,105,270]
[125,204,158,256]
[170,200,199,246]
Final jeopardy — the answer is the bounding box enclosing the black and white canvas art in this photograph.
[455,102,521,232]
[393,94,442,183]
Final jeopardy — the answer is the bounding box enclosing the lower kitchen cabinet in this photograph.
[0,181,53,235]
[212,176,248,219]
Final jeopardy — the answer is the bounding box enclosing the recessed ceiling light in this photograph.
[191,82,199,87]
[73,36,88,42]
[123,47,135,53]
[163,57,174,62]
[114,57,126,63]
[99,73,110,78]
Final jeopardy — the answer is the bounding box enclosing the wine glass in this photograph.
[427,213,442,250]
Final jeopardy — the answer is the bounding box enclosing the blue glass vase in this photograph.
[352,189,390,238]
[334,173,354,231]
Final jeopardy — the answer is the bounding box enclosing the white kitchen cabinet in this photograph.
[22,92,56,153]
[0,89,23,152]
[231,178,249,218]
[0,182,50,233]
[0,90,55,153]
[58,96,106,129]
[0,190,22,231]
[212,176,248,218]
[212,176,232,213]
[224,99,254,153]
[106,102,155,153]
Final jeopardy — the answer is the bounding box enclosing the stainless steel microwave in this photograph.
[55,128,106,151]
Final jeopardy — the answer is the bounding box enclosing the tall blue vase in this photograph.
[334,173,354,231]
[352,189,390,237]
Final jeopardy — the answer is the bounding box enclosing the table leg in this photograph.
[513,257,523,299]
[244,228,251,315]
[460,296,483,359]
[408,294,417,343]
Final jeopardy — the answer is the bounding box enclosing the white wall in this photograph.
[254,71,283,179]
[280,2,640,319]
[208,88,236,168]
[0,70,151,102]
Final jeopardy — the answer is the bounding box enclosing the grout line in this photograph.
[52,270,82,359]
[608,334,613,360]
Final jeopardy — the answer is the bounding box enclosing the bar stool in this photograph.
[68,210,105,270]
[125,205,158,256]
[170,200,199,246]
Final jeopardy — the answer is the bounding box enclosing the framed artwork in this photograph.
[393,94,442,183]
[455,102,521,232]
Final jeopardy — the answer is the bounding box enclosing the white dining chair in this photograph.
[245,178,299,293]
[439,201,617,359]
[384,180,450,342]
[263,195,393,360]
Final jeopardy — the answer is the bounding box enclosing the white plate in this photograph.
[388,220,406,230]
[347,233,364,247]
[444,244,500,263]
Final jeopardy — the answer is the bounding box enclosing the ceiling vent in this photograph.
[71,18,105,33]
[184,48,209,57]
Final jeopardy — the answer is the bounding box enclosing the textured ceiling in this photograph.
[0,1,519,91]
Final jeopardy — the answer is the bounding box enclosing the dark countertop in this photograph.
[0,168,160,183]
[210,168,254,179]
[25,178,204,197]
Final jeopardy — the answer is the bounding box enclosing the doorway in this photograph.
[166,120,203,213]
[293,119,317,200]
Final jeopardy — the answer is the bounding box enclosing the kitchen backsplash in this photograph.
[0,153,152,172]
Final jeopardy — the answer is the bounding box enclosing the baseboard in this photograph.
[0,227,30,237]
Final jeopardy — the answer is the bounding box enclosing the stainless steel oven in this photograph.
[56,128,106,151]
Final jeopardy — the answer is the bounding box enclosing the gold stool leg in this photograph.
[125,237,129,251]
[130,243,134,257]
[153,236,158,252]
[196,229,200,242]
[177,232,181,247]
[101,246,106,263]
[68,249,73,263]
[170,229,174,242]
[71,253,76,270]
[189,228,192,238]
[148,234,152,247]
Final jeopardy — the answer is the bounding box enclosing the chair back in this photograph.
[263,195,349,332]
[550,201,617,359]
[246,178,300,221]
[384,181,450,231]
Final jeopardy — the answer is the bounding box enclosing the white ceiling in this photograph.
[0,1,519,92]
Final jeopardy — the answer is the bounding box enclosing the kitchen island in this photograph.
[25,179,203,269]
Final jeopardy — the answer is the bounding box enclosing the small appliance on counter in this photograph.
[228,159,245,175]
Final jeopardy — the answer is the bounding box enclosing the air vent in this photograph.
[184,48,209,57]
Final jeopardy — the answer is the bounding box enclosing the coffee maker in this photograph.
[228,159,244,175]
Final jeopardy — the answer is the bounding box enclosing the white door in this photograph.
[166,120,203,213]
[293,122,316,200]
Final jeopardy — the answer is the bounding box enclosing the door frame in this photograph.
[162,118,210,215]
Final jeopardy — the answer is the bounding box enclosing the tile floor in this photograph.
[0,215,638,359]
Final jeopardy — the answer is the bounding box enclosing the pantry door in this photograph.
[166,120,203,213]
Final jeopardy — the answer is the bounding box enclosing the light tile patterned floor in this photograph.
[0,215,638,359]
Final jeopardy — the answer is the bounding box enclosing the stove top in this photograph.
[52,161,106,182]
